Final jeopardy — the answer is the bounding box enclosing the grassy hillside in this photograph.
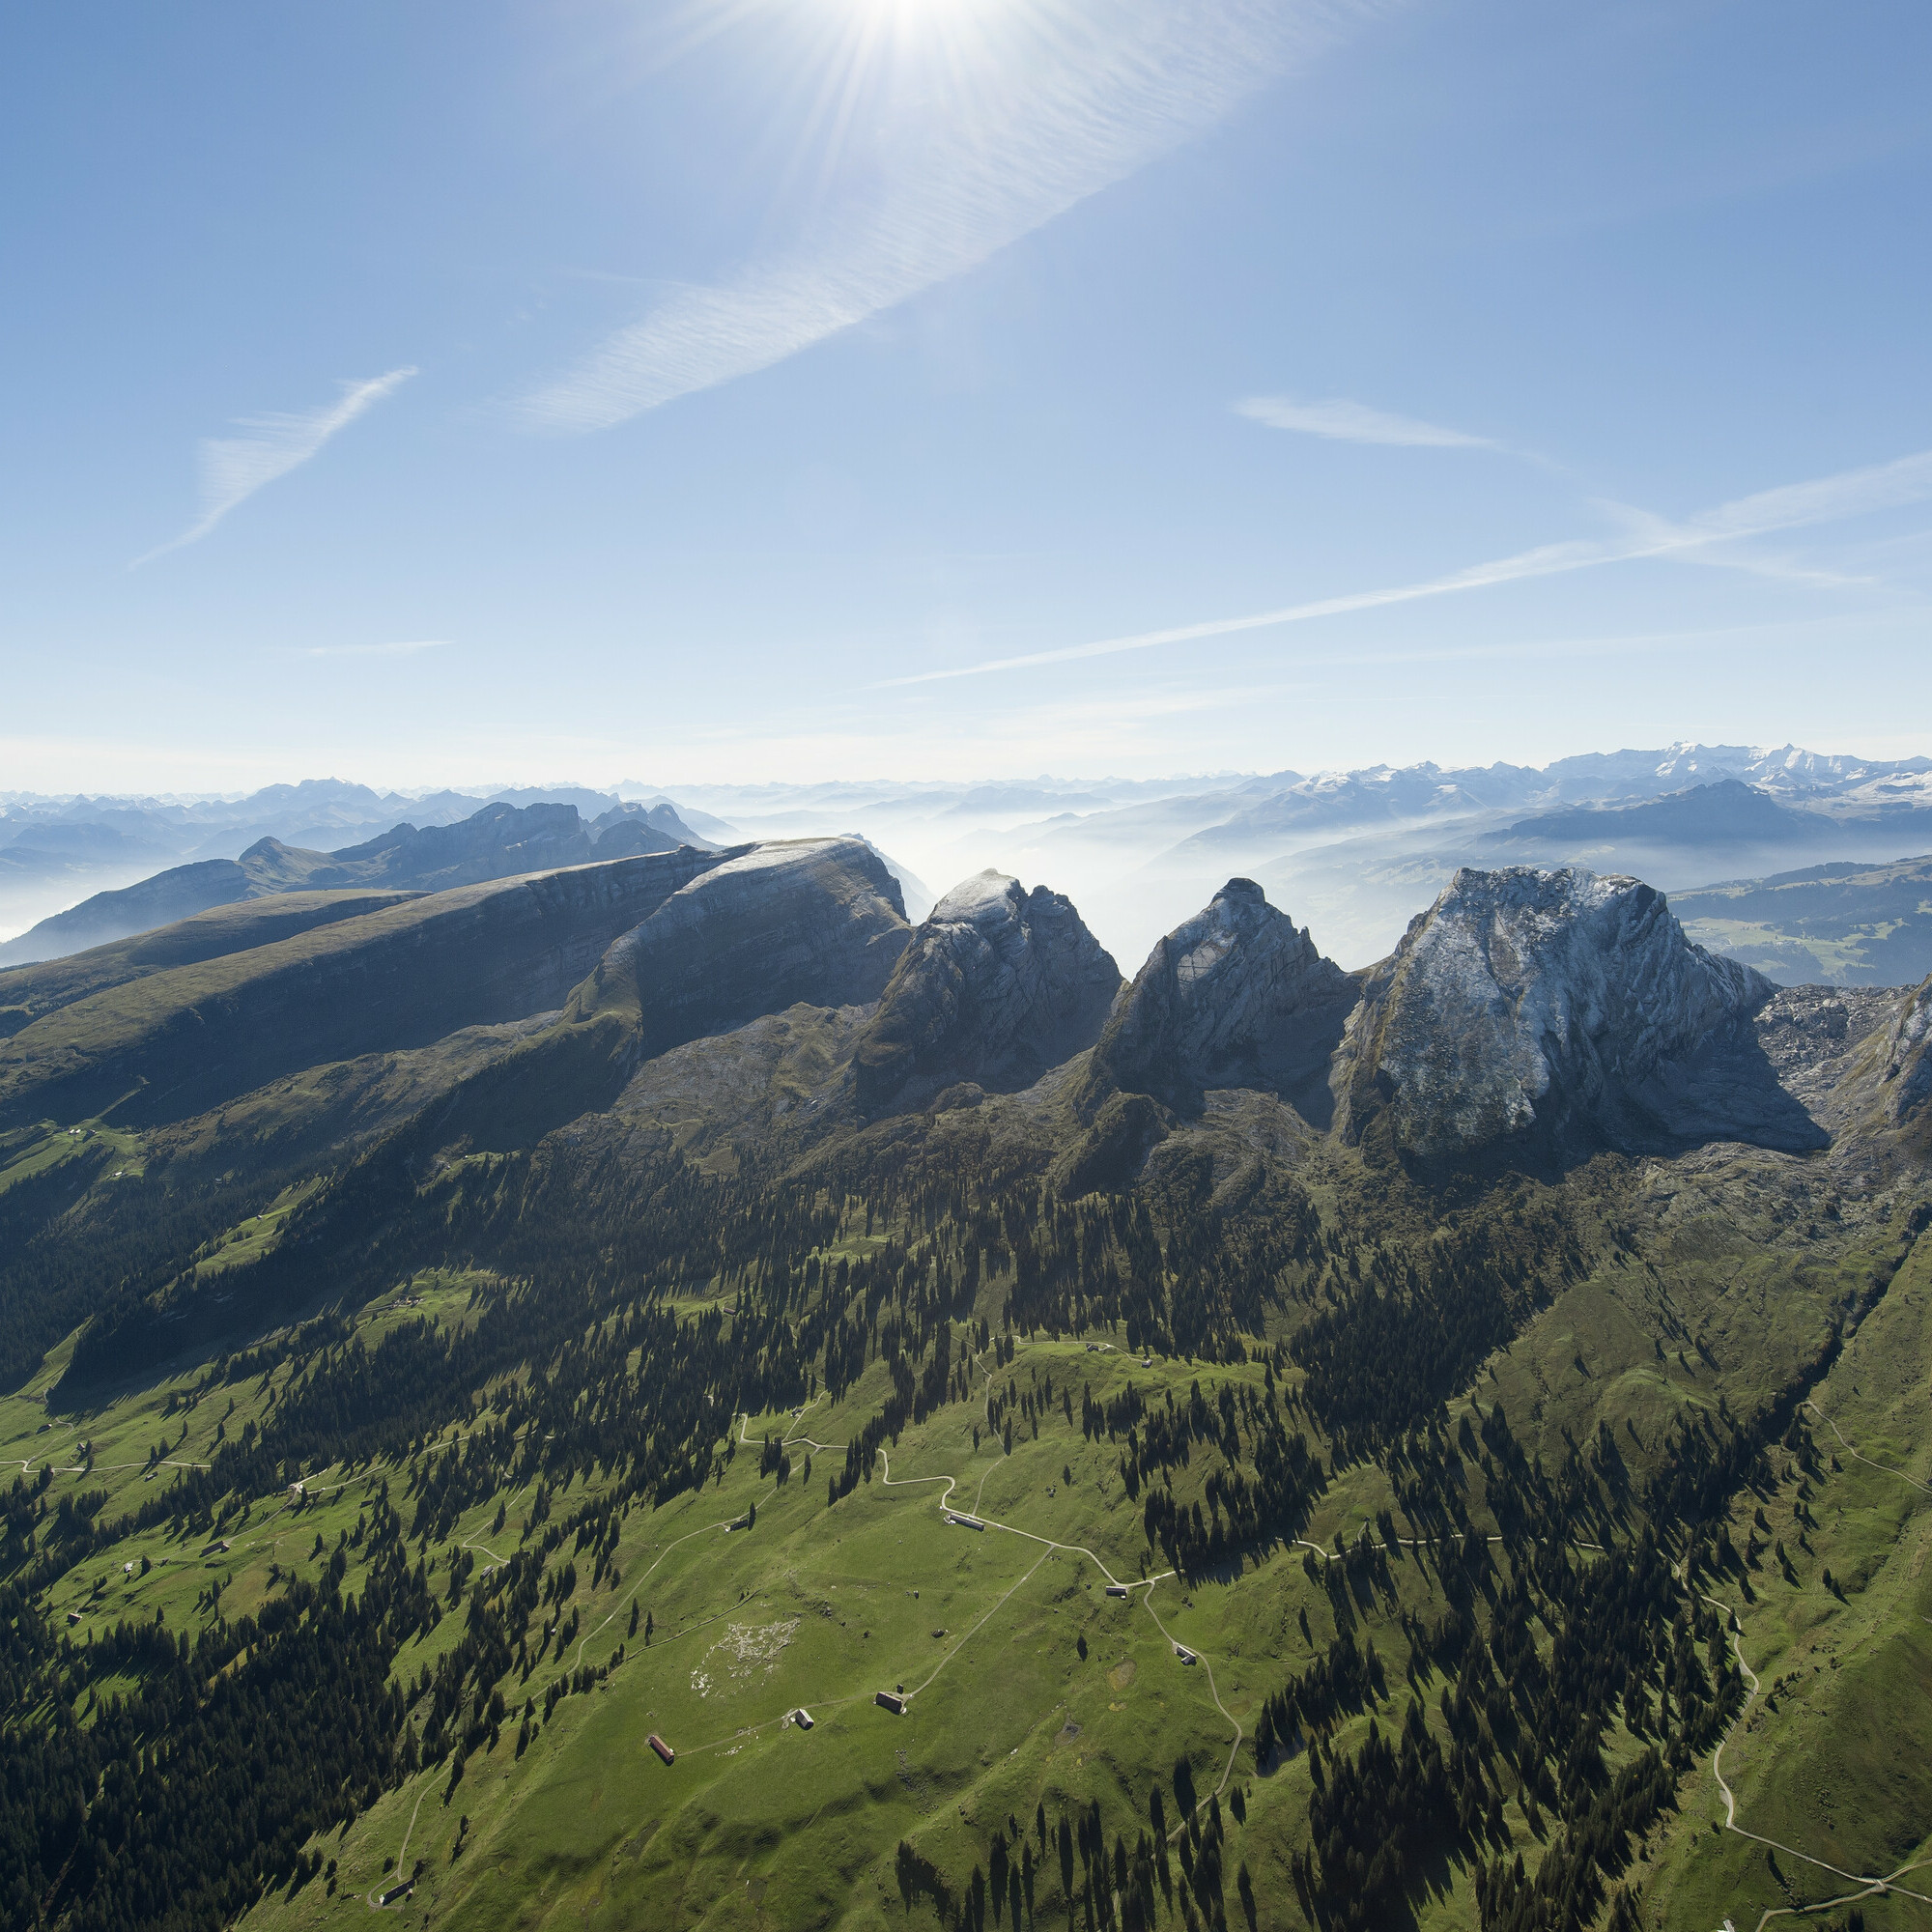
[0,1072,1919,1931]
[0,852,716,1129]
[0,889,421,1036]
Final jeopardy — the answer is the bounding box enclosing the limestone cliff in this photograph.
[853,870,1119,1110]
[1337,866,1785,1162]
[1081,879,1356,1123]
[1884,976,1932,1122]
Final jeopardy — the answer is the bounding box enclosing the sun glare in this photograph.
[821,0,1011,25]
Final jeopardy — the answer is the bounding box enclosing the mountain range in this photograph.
[1,826,1927,1932]
[12,744,1932,979]
[12,835,1918,1178]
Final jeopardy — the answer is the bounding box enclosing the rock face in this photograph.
[1338,867,1784,1162]
[1083,879,1356,1123]
[1884,977,1932,1122]
[853,870,1120,1110]
[575,838,910,1061]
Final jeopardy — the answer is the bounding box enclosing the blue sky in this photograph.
[3,0,1928,793]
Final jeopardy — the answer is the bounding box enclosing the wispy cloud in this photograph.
[290,639,449,659]
[1235,394,1495,447]
[136,368,416,563]
[515,1,1374,432]
[876,445,1932,686]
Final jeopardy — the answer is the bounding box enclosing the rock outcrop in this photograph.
[575,838,910,1061]
[1884,977,1932,1122]
[853,870,1120,1110]
[1082,879,1356,1123]
[1337,867,1796,1162]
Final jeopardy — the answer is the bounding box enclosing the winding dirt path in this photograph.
[1136,1578,1245,1825]
[1699,1600,1932,1927]
[364,1784,430,1910]
[1801,1398,1932,1497]
[1692,1397,1932,1928]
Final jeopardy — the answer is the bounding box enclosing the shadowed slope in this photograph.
[569,838,910,1061]
[0,890,421,1037]
[1080,878,1356,1126]
[853,870,1120,1112]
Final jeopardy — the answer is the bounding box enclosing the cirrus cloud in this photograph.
[515,1,1385,433]
[875,444,1932,686]
[1235,393,1496,447]
[136,367,416,564]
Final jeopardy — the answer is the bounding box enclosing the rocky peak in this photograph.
[1884,976,1932,1121]
[572,838,910,1060]
[1338,866,1781,1161]
[853,869,1120,1111]
[1082,878,1356,1122]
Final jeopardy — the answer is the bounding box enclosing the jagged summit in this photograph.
[574,838,910,1060]
[1337,865,1791,1161]
[853,868,1120,1111]
[1082,878,1355,1123]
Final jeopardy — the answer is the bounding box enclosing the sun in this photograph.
[817,0,1014,25]
[759,0,1038,178]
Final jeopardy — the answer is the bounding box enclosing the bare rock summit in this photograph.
[854,869,1120,1111]
[1337,866,1798,1161]
[1082,878,1356,1123]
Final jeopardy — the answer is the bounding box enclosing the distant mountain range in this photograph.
[652,745,1932,970]
[0,779,734,908]
[9,743,1932,976]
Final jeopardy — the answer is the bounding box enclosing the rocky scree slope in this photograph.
[569,838,910,1063]
[1078,876,1357,1128]
[1334,866,1796,1163]
[853,869,1120,1112]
